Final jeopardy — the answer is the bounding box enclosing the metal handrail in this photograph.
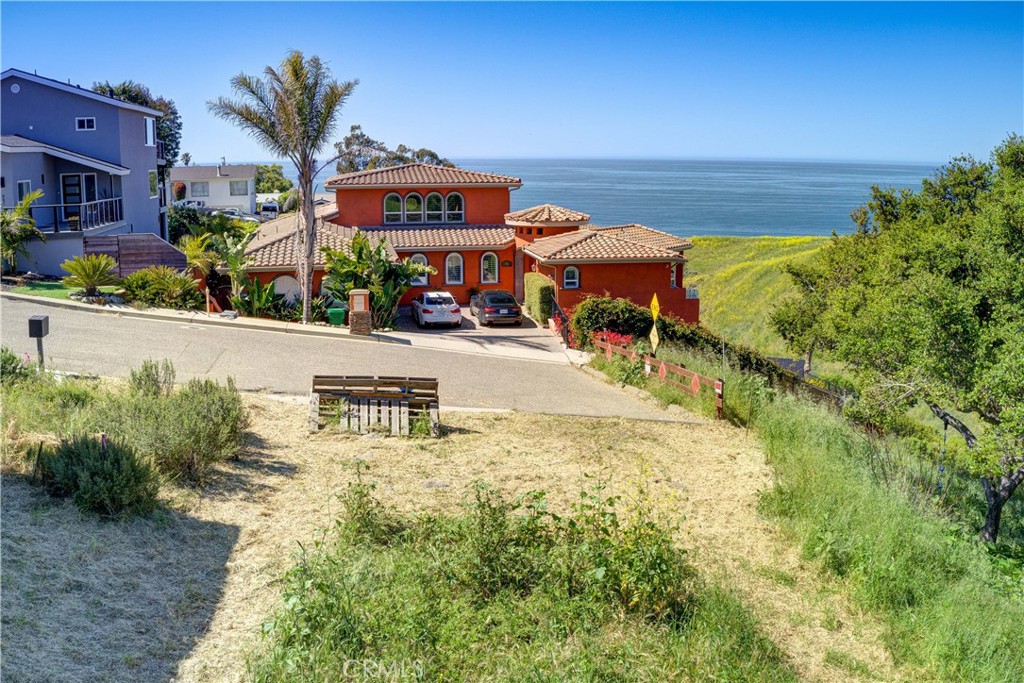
[28,197,124,232]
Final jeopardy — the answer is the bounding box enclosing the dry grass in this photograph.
[2,393,906,682]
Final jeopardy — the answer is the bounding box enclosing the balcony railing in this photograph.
[29,197,124,232]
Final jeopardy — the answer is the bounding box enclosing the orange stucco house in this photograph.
[241,163,699,322]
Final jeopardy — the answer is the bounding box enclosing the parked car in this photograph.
[172,199,205,209]
[469,290,523,326]
[412,291,462,328]
[211,207,261,224]
[259,200,280,219]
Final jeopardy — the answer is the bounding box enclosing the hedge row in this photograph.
[523,272,554,324]
[569,296,792,384]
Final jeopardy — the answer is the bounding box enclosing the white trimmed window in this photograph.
[480,252,499,284]
[563,266,580,289]
[148,171,159,198]
[17,180,31,201]
[384,192,402,223]
[145,117,156,146]
[445,192,464,223]
[404,193,423,223]
[445,253,464,284]
[230,180,248,196]
[425,192,444,222]
[410,253,429,286]
[75,117,96,131]
[191,182,209,197]
[272,275,301,302]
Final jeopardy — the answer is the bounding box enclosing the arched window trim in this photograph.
[445,252,464,285]
[563,266,580,290]
[404,192,424,224]
[383,192,403,224]
[425,192,444,223]
[445,192,464,223]
[480,252,499,284]
[272,274,301,302]
[410,253,430,287]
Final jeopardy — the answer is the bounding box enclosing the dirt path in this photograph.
[2,395,905,682]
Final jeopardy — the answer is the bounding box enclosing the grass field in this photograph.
[2,390,909,682]
[685,236,828,355]
[8,281,116,299]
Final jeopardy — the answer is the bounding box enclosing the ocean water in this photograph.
[265,158,937,237]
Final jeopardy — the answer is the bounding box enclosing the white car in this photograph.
[412,291,462,328]
[211,208,261,224]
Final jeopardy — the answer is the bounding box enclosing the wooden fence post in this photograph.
[714,379,724,420]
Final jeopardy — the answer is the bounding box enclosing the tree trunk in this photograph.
[803,342,815,378]
[296,160,316,325]
[981,468,1024,543]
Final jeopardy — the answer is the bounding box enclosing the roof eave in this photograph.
[326,182,523,190]
[1,69,165,117]
[0,141,131,176]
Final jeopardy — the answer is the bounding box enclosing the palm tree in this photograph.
[1,190,45,274]
[208,51,357,323]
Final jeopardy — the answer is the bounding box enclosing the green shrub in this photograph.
[250,480,790,682]
[1,347,31,385]
[129,358,175,397]
[97,372,248,484]
[231,278,281,318]
[570,296,654,347]
[523,272,554,324]
[36,436,159,517]
[61,253,119,296]
[120,266,203,310]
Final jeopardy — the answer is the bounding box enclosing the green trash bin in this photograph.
[327,306,347,326]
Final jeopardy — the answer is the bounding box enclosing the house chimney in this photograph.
[218,157,226,177]
[107,88,114,98]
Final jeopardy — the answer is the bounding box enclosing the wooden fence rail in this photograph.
[593,338,724,419]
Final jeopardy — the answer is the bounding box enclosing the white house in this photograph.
[170,163,256,213]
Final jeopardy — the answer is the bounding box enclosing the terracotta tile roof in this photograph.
[523,227,686,263]
[244,207,391,270]
[587,224,692,251]
[505,204,590,224]
[325,163,522,189]
[359,225,515,251]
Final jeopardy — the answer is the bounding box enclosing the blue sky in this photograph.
[2,2,1021,164]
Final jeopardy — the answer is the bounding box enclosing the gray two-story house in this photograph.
[1,68,171,274]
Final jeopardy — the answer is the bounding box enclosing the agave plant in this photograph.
[61,254,119,296]
[1,189,45,274]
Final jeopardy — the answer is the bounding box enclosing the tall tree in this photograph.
[181,152,192,166]
[208,51,357,323]
[92,80,182,167]
[335,125,453,174]
[772,134,1024,542]
[255,164,294,193]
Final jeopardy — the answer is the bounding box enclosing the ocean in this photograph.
[259,158,937,238]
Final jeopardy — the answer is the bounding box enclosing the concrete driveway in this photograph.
[390,309,565,361]
[0,296,687,422]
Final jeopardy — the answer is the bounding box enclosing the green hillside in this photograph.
[684,236,828,355]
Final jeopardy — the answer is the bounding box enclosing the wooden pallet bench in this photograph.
[309,375,439,436]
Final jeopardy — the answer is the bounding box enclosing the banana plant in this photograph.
[212,232,255,297]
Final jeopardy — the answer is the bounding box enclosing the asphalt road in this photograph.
[1,298,677,421]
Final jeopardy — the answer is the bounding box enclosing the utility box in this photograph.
[28,315,49,338]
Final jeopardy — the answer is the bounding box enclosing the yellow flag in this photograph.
[650,293,661,321]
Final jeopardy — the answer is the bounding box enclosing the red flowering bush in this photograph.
[594,331,634,348]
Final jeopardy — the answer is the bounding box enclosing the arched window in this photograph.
[425,192,444,223]
[384,193,402,223]
[445,192,464,223]
[272,275,301,302]
[404,193,423,223]
[445,253,464,284]
[670,264,678,288]
[480,252,499,284]
[563,266,580,289]
[410,253,429,287]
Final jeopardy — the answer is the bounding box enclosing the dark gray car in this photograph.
[469,290,523,326]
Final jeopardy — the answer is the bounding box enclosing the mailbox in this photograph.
[349,289,369,314]
[29,315,49,338]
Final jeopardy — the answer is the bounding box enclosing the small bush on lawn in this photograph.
[120,266,203,310]
[1,346,32,386]
[97,362,249,484]
[61,254,119,296]
[523,272,555,324]
[35,436,159,517]
[249,475,793,681]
